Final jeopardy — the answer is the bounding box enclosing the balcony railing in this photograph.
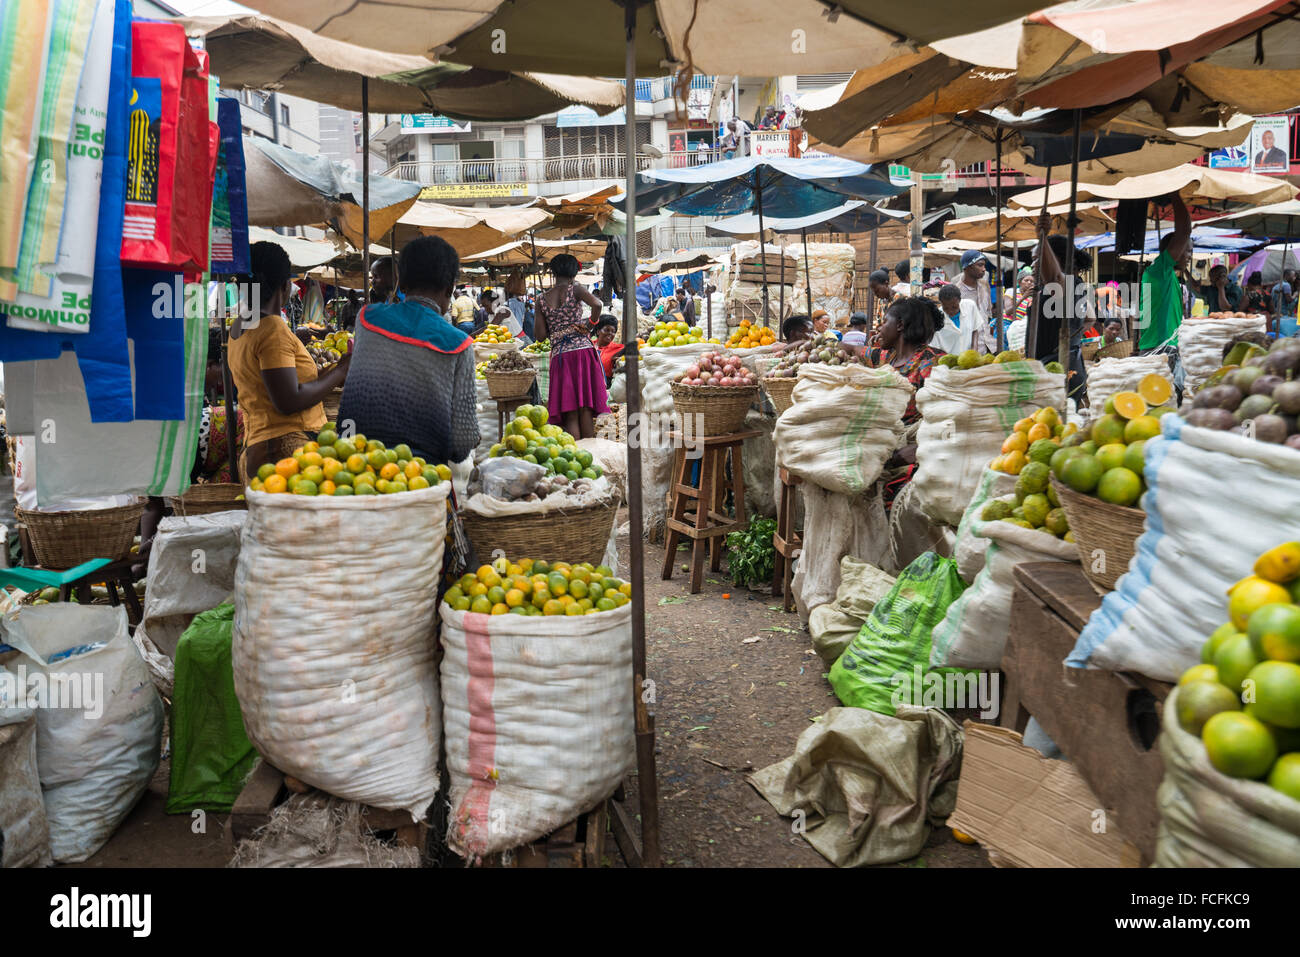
[385,150,733,188]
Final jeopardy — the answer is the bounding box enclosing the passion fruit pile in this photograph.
[1184,336,1300,448]
[767,332,869,378]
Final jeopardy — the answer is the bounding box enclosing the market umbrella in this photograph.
[460,237,608,266]
[943,201,1115,243]
[1008,164,1300,210]
[1076,228,1262,255]
[247,226,343,270]
[1202,200,1300,239]
[1229,245,1300,284]
[184,14,625,119]
[524,186,621,238]
[241,0,1050,75]
[390,201,552,258]
[242,136,421,250]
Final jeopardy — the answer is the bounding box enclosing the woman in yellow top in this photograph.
[227,242,350,478]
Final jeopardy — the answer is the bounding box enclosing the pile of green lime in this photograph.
[488,404,604,480]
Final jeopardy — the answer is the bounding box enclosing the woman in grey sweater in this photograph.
[337,236,480,465]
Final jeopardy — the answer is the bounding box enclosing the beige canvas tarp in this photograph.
[944,201,1115,243]
[392,202,552,258]
[1008,164,1299,209]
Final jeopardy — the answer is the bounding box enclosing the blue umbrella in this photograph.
[615,156,905,318]
[1077,229,1263,254]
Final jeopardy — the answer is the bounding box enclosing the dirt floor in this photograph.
[68,515,986,869]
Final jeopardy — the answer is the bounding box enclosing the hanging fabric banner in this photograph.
[209,97,249,275]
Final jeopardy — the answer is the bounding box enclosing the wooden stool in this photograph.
[495,396,529,441]
[771,467,802,612]
[661,429,759,594]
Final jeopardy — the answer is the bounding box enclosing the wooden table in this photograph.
[1003,562,1174,864]
[771,467,801,612]
[661,429,760,594]
[495,396,530,441]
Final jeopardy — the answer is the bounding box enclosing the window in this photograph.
[280,104,290,126]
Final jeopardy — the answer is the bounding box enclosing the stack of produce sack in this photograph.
[234,433,452,821]
[1180,312,1267,395]
[911,350,1065,527]
[788,242,855,326]
[726,241,795,327]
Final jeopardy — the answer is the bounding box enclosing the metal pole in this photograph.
[994,127,1006,352]
[362,78,371,305]
[1060,110,1081,379]
[866,226,878,330]
[909,170,924,296]
[779,234,786,322]
[620,0,659,869]
[221,279,239,482]
[755,170,770,324]
[1026,163,1053,359]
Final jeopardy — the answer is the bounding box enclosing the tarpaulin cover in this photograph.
[706,200,909,237]
[0,0,134,423]
[166,603,258,814]
[209,97,249,274]
[625,156,905,219]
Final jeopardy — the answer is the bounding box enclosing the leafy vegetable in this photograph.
[725,517,776,589]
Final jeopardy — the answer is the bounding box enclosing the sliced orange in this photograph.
[1111,391,1148,420]
[1137,373,1173,407]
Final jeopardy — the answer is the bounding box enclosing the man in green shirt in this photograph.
[1139,194,1191,394]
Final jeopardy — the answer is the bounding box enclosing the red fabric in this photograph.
[121,22,214,271]
[547,348,612,423]
[597,341,624,379]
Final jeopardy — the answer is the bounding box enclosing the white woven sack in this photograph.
[1085,354,1172,418]
[439,603,634,857]
[1069,414,1300,682]
[929,510,1079,670]
[0,676,51,867]
[1180,313,1266,395]
[474,339,519,365]
[911,361,1064,526]
[773,363,911,495]
[233,483,449,820]
[2,604,163,862]
[1155,688,1300,867]
[792,483,892,623]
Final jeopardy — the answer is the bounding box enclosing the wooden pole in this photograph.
[755,169,770,324]
[221,279,239,482]
[1026,163,1053,359]
[620,0,659,869]
[362,78,371,305]
[866,226,878,330]
[994,127,1006,352]
[802,226,813,315]
[1060,110,1081,379]
[778,234,786,322]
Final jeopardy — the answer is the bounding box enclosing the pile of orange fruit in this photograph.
[725,319,776,349]
[248,422,452,496]
[443,556,632,617]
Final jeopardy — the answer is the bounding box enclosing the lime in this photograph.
[1202,623,1240,664]
[1214,634,1260,694]
[1202,711,1277,779]
[1096,467,1141,507]
[1247,603,1300,662]
[1176,681,1240,736]
[1061,454,1103,493]
[1243,660,1300,728]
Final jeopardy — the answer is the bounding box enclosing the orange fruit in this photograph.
[505,588,526,608]
[542,598,563,616]
[263,473,287,494]
[301,465,325,486]
[1228,576,1292,630]
[256,463,275,481]
[1001,431,1028,454]
[301,451,324,469]
[1254,542,1300,585]
[320,480,336,495]
[346,453,366,474]
[490,602,509,615]
[322,458,342,479]
[379,462,400,480]
[404,460,422,480]
[1026,422,1051,443]
[1202,711,1277,779]
[1137,373,1173,407]
[274,457,299,478]
[469,595,492,614]
[1111,391,1148,420]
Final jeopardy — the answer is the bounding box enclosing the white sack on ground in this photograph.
[0,673,51,868]
[888,481,955,573]
[808,558,897,667]
[792,483,892,623]
[2,604,163,863]
[911,361,1064,526]
[440,603,634,858]
[233,484,448,820]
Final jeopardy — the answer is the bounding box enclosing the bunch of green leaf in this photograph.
[726,517,777,588]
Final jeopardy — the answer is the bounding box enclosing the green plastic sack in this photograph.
[166,603,257,813]
[828,552,967,715]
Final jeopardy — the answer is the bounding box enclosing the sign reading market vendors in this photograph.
[419,183,532,200]
[400,114,471,134]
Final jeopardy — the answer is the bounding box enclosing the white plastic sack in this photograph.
[1084,354,1172,418]
[792,483,892,623]
[888,481,955,573]
[233,483,449,820]
[132,511,246,697]
[474,376,499,464]
[1069,414,1300,682]
[2,604,163,863]
[929,510,1079,670]
[808,557,897,667]
[773,364,911,496]
[1155,687,1300,867]
[0,673,51,868]
[951,468,1016,583]
[576,437,626,500]
[788,242,856,325]
[638,343,712,540]
[439,603,634,857]
[464,475,618,518]
[474,339,519,365]
[1180,313,1266,395]
[911,361,1064,526]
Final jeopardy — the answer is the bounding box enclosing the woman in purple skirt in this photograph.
[534,253,611,438]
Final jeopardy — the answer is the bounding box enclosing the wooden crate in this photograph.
[479,801,608,868]
[229,759,427,852]
[1002,562,1173,865]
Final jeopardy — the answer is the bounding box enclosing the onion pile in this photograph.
[767,332,869,378]
[674,352,758,388]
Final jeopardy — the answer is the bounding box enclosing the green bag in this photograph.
[166,603,257,813]
[828,552,968,715]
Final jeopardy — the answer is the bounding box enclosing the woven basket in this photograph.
[1050,476,1146,593]
[762,376,797,415]
[461,497,619,567]
[1081,342,1101,362]
[1096,339,1135,360]
[321,386,343,423]
[670,382,758,436]
[16,499,144,569]
[484,367,537,400]
[168,482,248,516]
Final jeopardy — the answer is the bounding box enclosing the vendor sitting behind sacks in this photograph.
[337,235,480,464]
